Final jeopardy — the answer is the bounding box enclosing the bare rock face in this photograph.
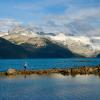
[2,32,100,58]
[2,34,76,58]
[6,68,17,75]
[3,34,46,48]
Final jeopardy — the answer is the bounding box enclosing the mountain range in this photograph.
[0,25,100,58]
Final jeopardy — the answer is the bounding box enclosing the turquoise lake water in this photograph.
[0,58,100,71]
[0,59,100,100]
[0,74,100,100]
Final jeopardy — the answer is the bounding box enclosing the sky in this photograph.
[0,0,100,35]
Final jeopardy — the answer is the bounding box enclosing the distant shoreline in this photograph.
[0,66,100,76]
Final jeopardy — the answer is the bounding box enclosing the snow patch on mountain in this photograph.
[47,33,99,57]
[1,25,100,57]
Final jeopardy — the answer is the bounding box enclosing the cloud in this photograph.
[87,28,100,36]
[0,18,22,32]
[41,6,100,35]
[0,0,100,36]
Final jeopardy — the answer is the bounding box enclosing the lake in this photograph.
[0,58,100,100]
[0,58,100,71]
[0,74,100,100]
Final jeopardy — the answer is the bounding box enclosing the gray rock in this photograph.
[6,68,17,75]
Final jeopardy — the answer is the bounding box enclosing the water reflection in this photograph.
[0,74,100,100]
[6,75,16,79]
[3,73,100,80]
[49,73,66,78]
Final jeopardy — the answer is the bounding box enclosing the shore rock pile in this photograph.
[0,66,100,76]
[6,68,17,75]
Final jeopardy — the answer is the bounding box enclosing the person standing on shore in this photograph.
[23,62,28,79]
[24,62,28,71]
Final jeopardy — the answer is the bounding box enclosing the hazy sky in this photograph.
[0,0,100,35]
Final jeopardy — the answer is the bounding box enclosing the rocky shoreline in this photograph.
[0,66,100,76]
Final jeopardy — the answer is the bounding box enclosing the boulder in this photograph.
[6,68,17,75]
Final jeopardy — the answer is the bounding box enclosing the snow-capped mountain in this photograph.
[1,34,76,58]
[48,33,100,57]
[48,33,96,57]
[1,25,100,58]
[9,25,39,37]
[0,31,9,37]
